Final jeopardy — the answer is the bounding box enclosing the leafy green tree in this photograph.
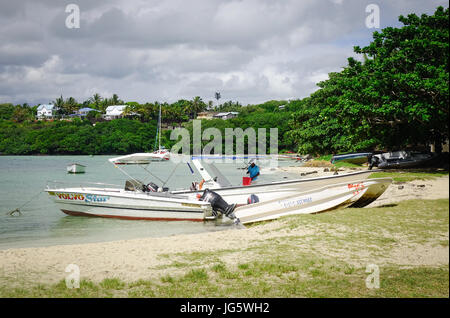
[0,103,15,120]
[111,94,121,105]
[289,6,449,154]
[185,96,206,119]
[11,105,32,123]
[350,6,449,152]
[91,93,103,111]
[53,95,65,116]
[65,97,79,115]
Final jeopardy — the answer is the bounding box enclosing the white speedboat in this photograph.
[232,177,391,224]
[112,150,170,164]
[46,156,392,224]
[67,163,86,174]
[46,181,212,221]
[112,103,170,164]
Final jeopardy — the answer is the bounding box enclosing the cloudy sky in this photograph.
[0,0,447,105]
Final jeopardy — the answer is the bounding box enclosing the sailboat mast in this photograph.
[158,103,162,150]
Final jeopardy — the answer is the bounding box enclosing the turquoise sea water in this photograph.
[0,156,300,250]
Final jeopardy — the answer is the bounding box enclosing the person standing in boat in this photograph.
[246,161,260,182]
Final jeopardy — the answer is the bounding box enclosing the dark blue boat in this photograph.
[331,152,372,165]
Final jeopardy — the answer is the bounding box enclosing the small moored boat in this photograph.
[67,163,86,174]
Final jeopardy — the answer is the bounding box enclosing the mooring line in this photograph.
[6,190,44,216]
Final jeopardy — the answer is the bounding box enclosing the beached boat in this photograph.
[331,152,372,165]
[46,156,391,224]
[232,177,392,224]
[369,151,438,169]
[66,163,86,174]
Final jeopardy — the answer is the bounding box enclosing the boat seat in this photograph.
[146,182,169,192]
[125,179,146,191]
[124,179,168,192]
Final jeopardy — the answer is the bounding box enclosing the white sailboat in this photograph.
[112,103,170,165]
[46,156,392,224]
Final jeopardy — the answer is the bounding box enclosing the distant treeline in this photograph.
[0,100,299,155]
[0,119,158,155]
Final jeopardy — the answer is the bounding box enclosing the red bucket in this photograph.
[242,177,252,186]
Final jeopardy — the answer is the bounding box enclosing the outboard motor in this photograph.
[368,155,381,170]
[199,189,237,219]
[247,194,259,204]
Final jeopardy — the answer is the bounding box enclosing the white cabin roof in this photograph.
[105,105,127,115]
[214,112,239,117]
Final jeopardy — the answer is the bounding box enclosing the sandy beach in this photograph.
[0,169,448,289]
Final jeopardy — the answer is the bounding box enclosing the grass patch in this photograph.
[182,269,208,282]
[373,266,450,298]
[2,263,447,298]
[369,170,448,182]
[280,199,449,247]
[316,154,333,161]
[1,198,447,298]
[99,277,125,290]
[334,161,364,168]
[307,154,365,169]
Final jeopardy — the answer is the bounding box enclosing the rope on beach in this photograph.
[6,190,44,216]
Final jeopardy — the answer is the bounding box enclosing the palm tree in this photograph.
[53,95,64,108]
[111,94,120,105]
[53,95,65,115]
[160,102,170,124]
[215,92,221,108]
[190,96,206,119]
[183,100,194,119]
[92,93,102,110]
[65,97,78,115]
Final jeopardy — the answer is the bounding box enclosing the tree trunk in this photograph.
[434,133,443,153]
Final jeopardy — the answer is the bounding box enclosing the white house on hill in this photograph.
[36,104,57,119]
[104,105,127,120]
[213,112,239,120]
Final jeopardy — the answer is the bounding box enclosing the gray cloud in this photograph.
[0,0,448,105]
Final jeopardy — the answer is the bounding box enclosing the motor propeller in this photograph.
[198,189,241,225]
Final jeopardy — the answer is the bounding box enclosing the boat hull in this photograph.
[331,153,372,165]
[110,152,170,164]
[371,151,438,169]
[230,178,391,224]
[46,188,212,221]
[59,205,204,222]
[176,169,378,205]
